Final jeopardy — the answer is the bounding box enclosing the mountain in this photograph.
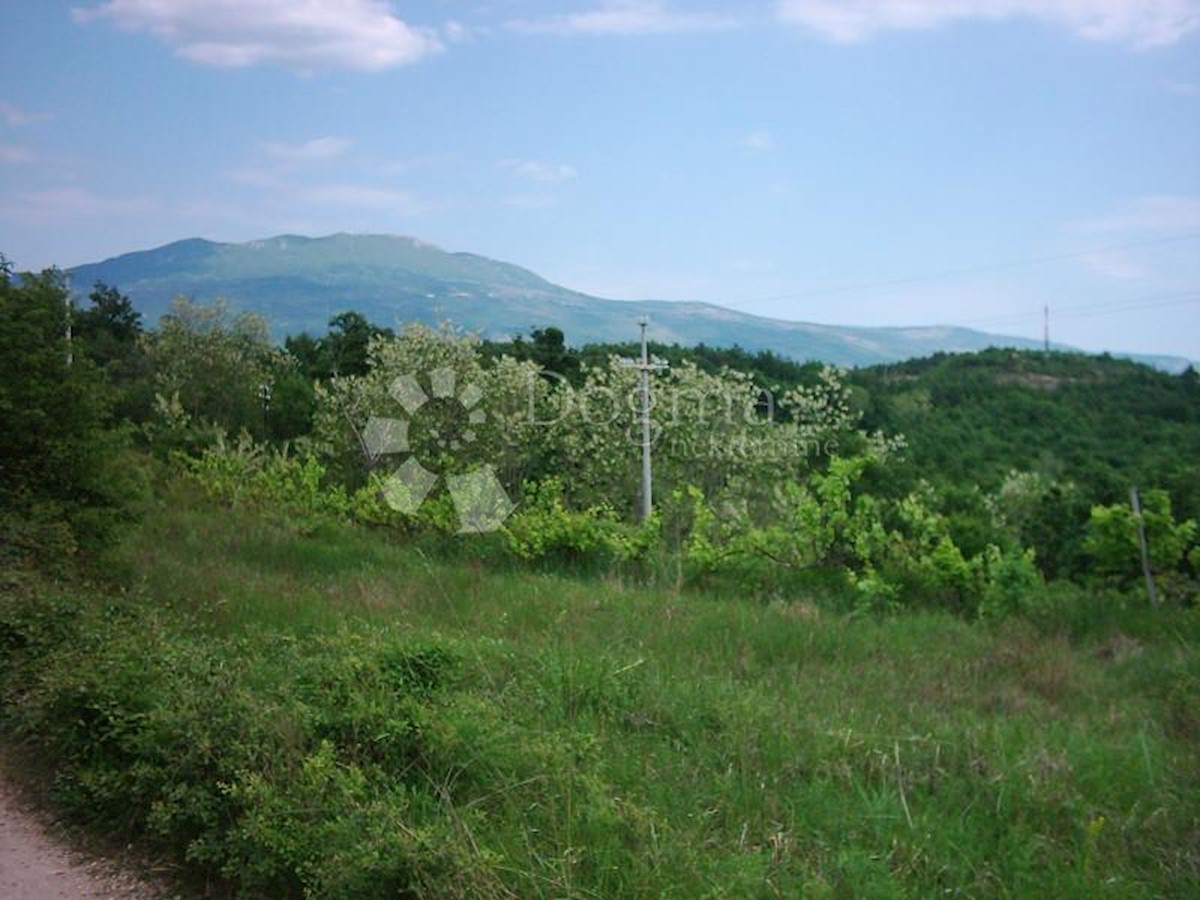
[67,233,1194,370]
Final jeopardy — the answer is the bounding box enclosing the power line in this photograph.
[738,231,1200,306]
[948,290,1200,329]
[1060,294,1200,322]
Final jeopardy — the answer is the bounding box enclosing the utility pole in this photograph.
[1130,486,1159,607]
[638,317,653,522]
[65,272,74,367]
[1043,304,1050,354]
[622,317,668,522]
[259,382,272,436]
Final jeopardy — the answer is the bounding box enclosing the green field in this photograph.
[3,482,1196,898]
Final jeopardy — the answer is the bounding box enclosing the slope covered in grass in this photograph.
[2,485,1197,897]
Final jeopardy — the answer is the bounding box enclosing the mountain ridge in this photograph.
[66,233,1194,371]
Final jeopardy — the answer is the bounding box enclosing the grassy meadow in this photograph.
[2,481,1197,898]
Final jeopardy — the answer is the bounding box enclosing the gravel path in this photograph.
[0,765,172,899]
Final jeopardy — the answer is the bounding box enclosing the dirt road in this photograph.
[0,766,169,899]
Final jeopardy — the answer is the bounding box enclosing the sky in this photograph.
[2,0,1199,359]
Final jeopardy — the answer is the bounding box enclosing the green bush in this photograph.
[979,545,1044,619]
[501,477,658,567]
[179,437,350,527]
[1084,489,1197,585]
[0,584,521,898]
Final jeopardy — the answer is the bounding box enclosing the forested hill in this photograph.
[847,349,1200,515]
[486,336,1199,521]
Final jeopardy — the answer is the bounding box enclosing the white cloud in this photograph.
[0,187,156,224]
[509,1,737,36]
[775,0,1200,47]
[72,0,443,72]
[739,130,776,152]
[0,99,51,126]
[499,159,579,183]
[443,20,471,44]
[1074,195,1200,234]
[261,136,354,163]
[0,143,35,164]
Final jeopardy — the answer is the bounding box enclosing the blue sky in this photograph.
[2,0,1198,357]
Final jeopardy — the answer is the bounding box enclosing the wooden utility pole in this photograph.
[1130,486,1159,607]
[1043,304,1050,353]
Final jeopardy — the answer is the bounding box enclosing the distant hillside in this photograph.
[848,348,1200,512]
[66,232,1191,370]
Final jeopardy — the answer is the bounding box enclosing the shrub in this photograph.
[0,583,516,897]
[501,477,659,566]
[979,545,1044,619]
[179,437,350,526]
[1084,489,1196,584]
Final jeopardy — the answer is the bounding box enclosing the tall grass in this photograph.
[2,483,1197,897]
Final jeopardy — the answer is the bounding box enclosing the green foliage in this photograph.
[312,323,890,523]
[74,281,143,369]
[3,496,1198,898]
[286,311,395,381]
[683,457,875,594]
[1084,489,1197,583]
[179,436,351,527]
[0,585,505,897]
[681,455,1046,617]
[501,478,658,566]
[849,349,1200,526]
[144,297,308,451]
[0,266,137,565]
[979,545,1044,619]
[133,313,1195,610]
[5,252,1198,896]
[310,322,549,492]
[485,326,582,383]
[73,282,156,424]
[989,471,1090,579]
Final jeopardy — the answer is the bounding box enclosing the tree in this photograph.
[0,264,126,561]
[286,312,395,381]
[1084,489,1196,582]
[528,327,580,382]
[74,281,143,368]
[145,297,291,446]
[327,311,389,377]
[285,331,328,380]
[311,322,549,491]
